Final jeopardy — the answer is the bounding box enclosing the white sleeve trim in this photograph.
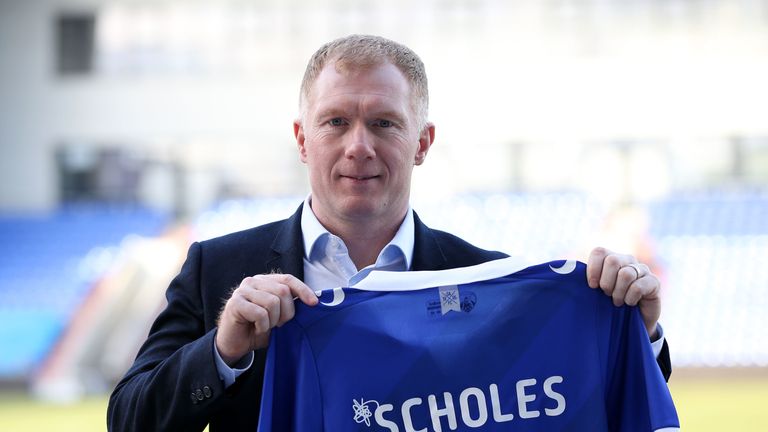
[650,324,666,359]
[654,428,680,431]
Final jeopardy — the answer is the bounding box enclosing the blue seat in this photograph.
[0,206,169,377]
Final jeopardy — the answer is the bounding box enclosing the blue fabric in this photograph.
[258,260,679,431]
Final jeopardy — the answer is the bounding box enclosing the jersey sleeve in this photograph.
[257,321,324,431]
[604,305,680,432]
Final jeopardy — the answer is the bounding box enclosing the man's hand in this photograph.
[586,247,661,340]
[215,274,318,366]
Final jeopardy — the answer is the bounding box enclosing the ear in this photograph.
[414,122,435,166]
[294,119,308,163]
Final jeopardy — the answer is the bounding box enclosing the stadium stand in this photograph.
[0,207,169,380]
[649,192,768,367]
[2,191,765,396]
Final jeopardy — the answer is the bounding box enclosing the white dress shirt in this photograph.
[213,198,664,387]
[301,199,414,292]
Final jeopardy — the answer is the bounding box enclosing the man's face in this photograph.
[294,62,434,229]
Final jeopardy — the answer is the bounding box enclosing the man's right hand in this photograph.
[215,274,318,366]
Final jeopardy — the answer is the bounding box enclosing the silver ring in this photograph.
[626,263,643,280]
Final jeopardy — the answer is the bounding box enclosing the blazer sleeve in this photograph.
[657,339,672,382]
[107,242,232,432]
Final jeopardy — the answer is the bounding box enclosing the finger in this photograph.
[277,274,319,306]
[631,262,650,279]
[600,253,637,295]
[630,274,662,336]
[258,282,299,327]
[598,253,629,296]
[624,273,660,306]
[236,288,282,329]
[237,274,316,327]
[229,293,273,334]
[612,266,640,307]
[586,247,610,288]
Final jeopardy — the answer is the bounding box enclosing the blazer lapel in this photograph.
[411,211,448,271]
[266,205,306,280]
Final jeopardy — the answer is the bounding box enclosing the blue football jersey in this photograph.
[258,259,680,432]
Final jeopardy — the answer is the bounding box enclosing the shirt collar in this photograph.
[300,196,414,271]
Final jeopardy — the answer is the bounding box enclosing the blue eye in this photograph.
[376,119,392,128]
[329,118,344,126]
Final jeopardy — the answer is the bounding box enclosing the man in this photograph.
[107,35,669,432]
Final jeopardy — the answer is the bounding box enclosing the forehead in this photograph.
[306,62,414,115]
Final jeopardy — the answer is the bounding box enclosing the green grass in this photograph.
[669,375,768,431]
[0,394,108,432]
[0,374,766,431]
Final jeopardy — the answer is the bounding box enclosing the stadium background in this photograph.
[1,0,767,430]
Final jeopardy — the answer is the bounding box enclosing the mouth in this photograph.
[341,175,379,181]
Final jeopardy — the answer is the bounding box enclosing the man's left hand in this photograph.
[586,247,661,340]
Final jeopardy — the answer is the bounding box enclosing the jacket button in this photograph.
[190,392,198,404]
[195,389,204,401]
[203,386,212,398]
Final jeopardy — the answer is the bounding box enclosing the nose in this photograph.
[344,122,375,160]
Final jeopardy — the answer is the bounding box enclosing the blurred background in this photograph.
[1,0,767,430]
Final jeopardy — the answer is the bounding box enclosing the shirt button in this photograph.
[195,389,204,401]
[203,386,212,398]
[190,392,198,404]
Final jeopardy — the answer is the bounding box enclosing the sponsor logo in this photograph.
[353,398,379,427]
[426,286,477,318]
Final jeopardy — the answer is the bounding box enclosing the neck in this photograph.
[316,211,405,270]
[342,223,400,270]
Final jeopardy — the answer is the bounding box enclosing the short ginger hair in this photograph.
[299,34,429,129]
